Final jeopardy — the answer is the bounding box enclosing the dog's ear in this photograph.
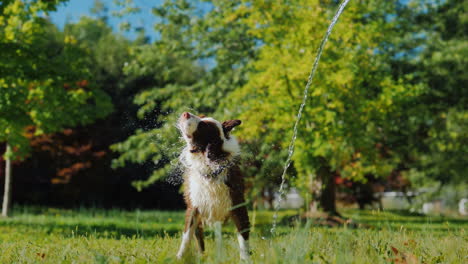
[222,120,241,138]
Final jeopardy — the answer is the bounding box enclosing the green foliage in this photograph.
[111,0,466,207]
[414,0,467,183]
[63,16,133,90]
[420,110,468,183]
[230,0,422,200]
[112,0,257,189]
[386,0,467,185]
[0,0,113,159]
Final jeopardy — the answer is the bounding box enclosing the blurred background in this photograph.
[0,0,467,217]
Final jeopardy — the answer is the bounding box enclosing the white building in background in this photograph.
[380,191,417,210]
[422,200,443,214]
[459,198,468,215]
[273,188,305,209]
[270,188,468,216]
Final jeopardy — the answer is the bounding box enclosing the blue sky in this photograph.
[49,0,161,40]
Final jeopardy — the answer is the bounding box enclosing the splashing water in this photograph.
[270,0,351,235]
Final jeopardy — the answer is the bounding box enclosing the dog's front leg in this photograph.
[231,204,251,261]
[177,208,199,259]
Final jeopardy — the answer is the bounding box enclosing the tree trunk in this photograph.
[317,164,338,215]
[2,144,12,218]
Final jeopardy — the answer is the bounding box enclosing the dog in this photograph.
[176,112,250,261]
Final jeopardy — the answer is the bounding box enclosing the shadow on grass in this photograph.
[0,221,180,239]
[356,218,468,225]
[0,218,293,240]
[2,208,464,240]
[277,209,467,231]
[382,209,425,217]
[345,209,468,226]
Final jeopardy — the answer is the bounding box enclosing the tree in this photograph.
[112,0,257,190]
[382,0,467,188]
[412,0,467,184]
[111,0,466,215]
[0,0,112,216]
[229,0,422,215]
[10,12,186,209]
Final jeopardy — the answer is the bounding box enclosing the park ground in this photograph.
[0,207,466,263]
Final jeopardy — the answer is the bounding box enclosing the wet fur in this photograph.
[176,113,250,260]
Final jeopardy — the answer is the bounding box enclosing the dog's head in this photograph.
[178,112,241,162]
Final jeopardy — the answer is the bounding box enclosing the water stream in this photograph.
[270,0,351,235]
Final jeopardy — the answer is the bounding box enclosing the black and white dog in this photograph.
[176,112,250,261]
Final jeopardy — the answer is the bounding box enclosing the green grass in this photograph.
[0,207,466,263]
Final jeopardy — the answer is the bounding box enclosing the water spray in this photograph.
[270,0,351,235]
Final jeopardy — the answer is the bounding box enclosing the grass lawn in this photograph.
[0,207,466,263]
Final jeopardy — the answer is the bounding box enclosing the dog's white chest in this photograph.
[188,171,232,224]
